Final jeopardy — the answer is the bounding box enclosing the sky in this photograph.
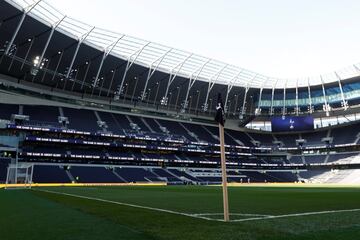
[47,0,360,79]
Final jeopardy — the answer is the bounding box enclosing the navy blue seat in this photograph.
[70,166,122,183]
[32,165,71,183]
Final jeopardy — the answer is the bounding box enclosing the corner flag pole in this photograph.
[219,123,229,222]
[215,93,229,222]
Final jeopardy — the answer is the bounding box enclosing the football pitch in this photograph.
[1,185,360,240]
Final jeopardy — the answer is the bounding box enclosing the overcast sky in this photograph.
[47,0,360,79]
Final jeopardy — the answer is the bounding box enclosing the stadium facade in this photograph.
[1,0,360,185]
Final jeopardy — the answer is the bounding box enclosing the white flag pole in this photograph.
[218,123,229,222]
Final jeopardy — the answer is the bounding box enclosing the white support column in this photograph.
[80,60,91,90]
[141,48,172,101]
[334,71,348,110]
[38,16,66,68]
[116,42,150,100]
[282,81,287,117]
[130,76,139,101]
[307,78,313,113]
[181,59,211,112]
[353,64,360,73]
[255,79,267,115]
[295,79,299,116]
[153,81,160,106]
[175,86,181,111]
[5,0,42,55]
[52,51,64,81]
[320,75,331,116]
[255,87,264,116]
[240,85,250,119]
[21,37,35,70]
[224,70,243,113]
[202,64,228,112]
[270,80,278,116]
[106,69,117,96]
[224,84,233,113]
[162,54,193,105]
[240,74,260,118]
[91,36,124,96]
[66,26,95,79]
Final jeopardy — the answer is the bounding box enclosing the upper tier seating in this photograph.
[23,105,59,124]
[290,156,304,164]
[226,130,254,146]
[275,134,299,147]
[63,107,99,132]
[247,132,274,146]
[128,116,151,132]
[3,103,360,150]
[304,155,326,164]
[301,130,328,146]
[182,123,217,143]
[97,111,123,134]
[142,118,162,133]
[156,119,197,141]
[331,123,360,144]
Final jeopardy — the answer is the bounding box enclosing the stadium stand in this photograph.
[1,102,360,185]
[1,0,360,185]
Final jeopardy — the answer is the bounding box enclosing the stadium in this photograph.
[1,0,360,239]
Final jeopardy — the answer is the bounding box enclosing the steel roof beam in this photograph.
[38,16,66,69]
[80,60,91,90]
[66,26,95,79]
[202,64,228,112]
[282,81,287,116]
[91,35,124,96]
[106,69,117,97]
[269,79,278,116]
[181,59,211,112]
[52,50,64,82]
[334,71,348,110]
[115,42,150,100]
[307,78,313,114]
[6,0,360,90]
[320,75,331,116]
[240,73,259,118]
[224,70,243,113]
[239,84,250,119]
[141,48,173,101]
[5,0,42,55]
[255,80,267,115]
[295,79,299,116]
[162,53,193,105]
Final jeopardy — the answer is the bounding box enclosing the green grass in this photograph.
[1,185,360,239]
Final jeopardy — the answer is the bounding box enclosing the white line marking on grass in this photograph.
[33,189,360,223]
[232,208,360,222]
[192,213,273,217]
[34,189,224,222]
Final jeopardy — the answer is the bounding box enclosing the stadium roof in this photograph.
[6,0,360,89]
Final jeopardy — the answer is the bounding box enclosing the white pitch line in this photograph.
[34,189,224,222]
[192,213,272,217]
[231,208,360,222]
[33,189,360,223]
